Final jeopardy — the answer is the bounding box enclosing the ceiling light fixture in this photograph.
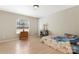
[33,5,39,8]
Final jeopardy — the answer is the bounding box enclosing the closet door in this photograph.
[29,19,38,36]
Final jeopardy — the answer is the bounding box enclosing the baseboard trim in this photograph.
[0,37,18,43]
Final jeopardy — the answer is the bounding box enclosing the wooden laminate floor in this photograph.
[0,36,62,54]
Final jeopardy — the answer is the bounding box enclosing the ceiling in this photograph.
[0,5,76,18]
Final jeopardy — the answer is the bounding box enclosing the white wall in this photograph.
[0,10,38,40]
[39,6,79,36]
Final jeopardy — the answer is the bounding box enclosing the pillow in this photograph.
[64,33,77,38]
[77,42,79,46]
[64,33,72,38]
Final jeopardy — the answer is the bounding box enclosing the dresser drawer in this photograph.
[19,31,28,40]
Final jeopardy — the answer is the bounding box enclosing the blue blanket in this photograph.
[52,36,79,42]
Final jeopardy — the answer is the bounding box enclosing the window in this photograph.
[16,18,30,34]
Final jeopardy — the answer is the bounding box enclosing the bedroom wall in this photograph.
[39,6,79,36]
[0,10,38,40]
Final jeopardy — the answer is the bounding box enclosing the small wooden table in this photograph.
[19,31,28,40]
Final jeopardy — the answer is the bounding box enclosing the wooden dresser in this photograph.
[19,31,28,40]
